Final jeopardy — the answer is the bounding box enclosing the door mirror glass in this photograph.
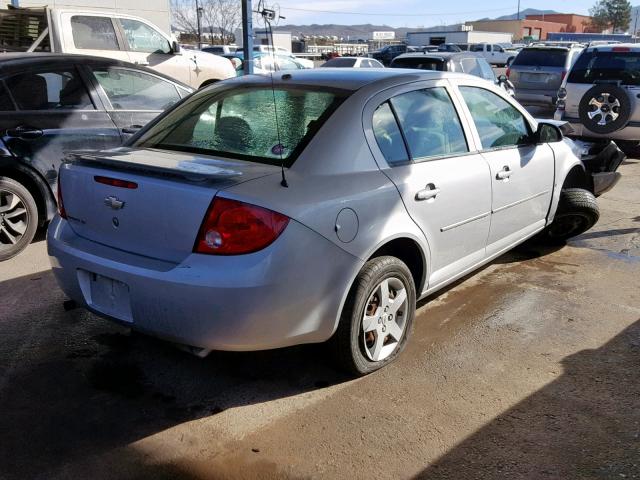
[536,122,563,143]
[497,74,508,84]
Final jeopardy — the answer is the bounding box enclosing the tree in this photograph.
[589,0,632,33]
[171,0,241,44]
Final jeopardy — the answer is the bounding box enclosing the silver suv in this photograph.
[508,44,584,108]
[555,43,640,149]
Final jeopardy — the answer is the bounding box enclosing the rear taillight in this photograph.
[506,67,511,78]
[612,47,631,52]
[57,179,67,219]
[94,176,138,189]
[194,197,289,255]
[557,87,567,100]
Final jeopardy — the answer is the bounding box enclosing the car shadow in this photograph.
[414,319,640,479]
[0,269,350,479]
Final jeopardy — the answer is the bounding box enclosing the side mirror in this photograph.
[497,74,508,84]
[172,41,181,54]
[536,122,563,143]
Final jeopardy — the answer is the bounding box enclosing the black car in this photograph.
[0,53,192,260]
[370,45,407,66]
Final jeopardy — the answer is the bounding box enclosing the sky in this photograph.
[268,0,599,28]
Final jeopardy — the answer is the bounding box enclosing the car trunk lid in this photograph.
[60,148,280,263]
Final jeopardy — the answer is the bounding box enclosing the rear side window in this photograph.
[568,51,640,85]
[71,16,120,51]
[91,68,180,110]
[5,69,93,110]
[372,102,409,165]
[134,87,346,166]
[512,49,567,67]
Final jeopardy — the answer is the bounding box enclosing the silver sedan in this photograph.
[48,69,619,375]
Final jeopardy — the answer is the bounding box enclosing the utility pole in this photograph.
[517,0,521,20]
[195,0,203,48]
[242,0,254,74]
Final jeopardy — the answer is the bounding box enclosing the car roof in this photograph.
[221,68,464,91]
[0,53,192,88]
[394,52,474,60]
[586,42,640,52]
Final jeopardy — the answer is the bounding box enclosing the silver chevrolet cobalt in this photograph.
[48,69,619,375]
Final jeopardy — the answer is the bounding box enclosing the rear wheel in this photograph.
[540,188,599,243]
[331,256,416,376]
[0,177,38,261]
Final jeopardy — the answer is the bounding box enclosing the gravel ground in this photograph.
[0,160,639,480]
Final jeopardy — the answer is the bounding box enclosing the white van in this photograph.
[0,7,235,88]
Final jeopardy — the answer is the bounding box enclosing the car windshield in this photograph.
[133,86,347,167]
[512,49,567,67]
[568,51,640,85]
[391,57,446,70]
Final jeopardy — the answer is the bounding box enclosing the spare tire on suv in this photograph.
[578,84,631,134]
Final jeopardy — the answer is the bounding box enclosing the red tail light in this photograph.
[506,67,510,78]
[194,197,289,255]
[57,179,67,219]
[94,176,138,189]
[612,47,630,52]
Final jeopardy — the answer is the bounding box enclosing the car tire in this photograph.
[579,84,631,134]
[540,188,599,243]
[331,255,416,376]
[0,177,38,261]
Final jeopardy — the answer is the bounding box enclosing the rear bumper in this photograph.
[47,216,363,352]
[514,90,557,107]
[554,113,640,141]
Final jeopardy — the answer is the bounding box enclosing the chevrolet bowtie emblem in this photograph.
[104,196,125,210]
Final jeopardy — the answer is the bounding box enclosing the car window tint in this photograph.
[568,51,640,85]
[71,16,119,50]
[5,69,93,110]
[470,44,484,52]
[459,86,531,149]
[390,57,445,70]
[372,102,409,166]
[323,58,357,67]
[135,87,345,166]
[0,83,15,111]
[512,49,567,67]
[91,68,180,110]
[390,87,468,160]
[120,19,171,54]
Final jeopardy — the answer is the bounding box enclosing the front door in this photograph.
[0,65,121,193]
[368,83,492,289]
[456,85,555,254]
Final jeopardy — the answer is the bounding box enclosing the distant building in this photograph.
[525,13,597,33]
[467,19,566,41]
[406,25,512,46]
[236,29,292,52]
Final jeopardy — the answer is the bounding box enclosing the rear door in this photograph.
[86,65,187,140]
[366,80,492,288]
[61,14,130,62]
[455,84,554,254]
[0,63,121,192]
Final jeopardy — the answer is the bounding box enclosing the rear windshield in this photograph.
[512,49,567,67]
[568,51,640,85]
[134,86,347,167]
[390,57,446,70]
[322,58,356,67]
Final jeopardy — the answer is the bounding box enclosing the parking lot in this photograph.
[1,149,638,478]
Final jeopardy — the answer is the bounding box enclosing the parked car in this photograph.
[390,52,515,95]
[469,43,517,66]
[222,51,308,75]
[438,43,462,52]
[321,57,384,68]
[202,45,238,55]
[0,53,192,260]
[508,44,584,108]
[251,46,315,69]
[49,69,621,376]
[0,7,235,89]
[554,43,640,152]
[370,44,407,66]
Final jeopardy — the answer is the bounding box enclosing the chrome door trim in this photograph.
[491,190,551,214]
[440,211,491,232]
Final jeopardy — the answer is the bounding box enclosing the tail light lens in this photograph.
[57,179,67,219]
[506,67,511,78]
[194,197,289,255]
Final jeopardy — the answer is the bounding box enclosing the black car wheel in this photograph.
[0,177,38,261]
[579,84,631,134]
[540,188,600,243]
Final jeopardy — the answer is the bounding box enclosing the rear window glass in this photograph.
[322,58,357,67]
[512,49,567,67]
[134,87,346,166]
[390,57,446,70]
[568,51,640,85]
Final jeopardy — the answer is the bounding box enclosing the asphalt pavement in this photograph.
[1,159,639,479]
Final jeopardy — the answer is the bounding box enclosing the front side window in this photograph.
[5,69,93,110]
[71,16,119,51]
[91,68,180,110]
[372,102,409,166]
[459,86,531,149]
[134,87,346,166]
[389,87,468,160]
[119,19,171,54]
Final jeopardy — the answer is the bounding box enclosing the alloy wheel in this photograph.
[0,189,29,246]
[587,93,621,126]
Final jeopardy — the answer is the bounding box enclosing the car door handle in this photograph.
[415,184,440,201]
[122,125,143,134]
[496,166,513,180]
[6,126,43,139]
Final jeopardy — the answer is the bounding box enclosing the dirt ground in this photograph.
[1,160,639,480]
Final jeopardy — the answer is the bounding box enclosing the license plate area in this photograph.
[77,270,133,323]
[521,73,548,83]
